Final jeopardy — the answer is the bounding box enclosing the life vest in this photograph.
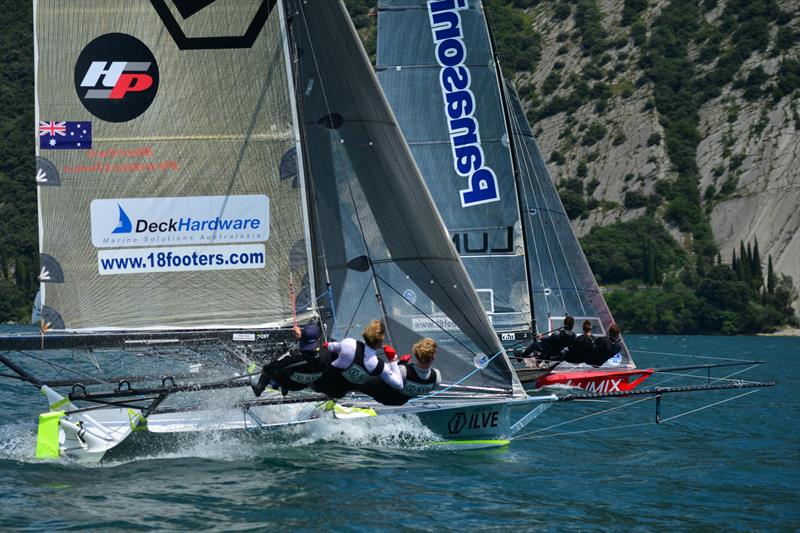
[284,346,331,384]
[312,341,382,398]
[358,364,441,406]
[399,365,440,397]
[269,347,331,392]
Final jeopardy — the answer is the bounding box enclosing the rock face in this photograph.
[520,0,799,306]
[699,91,799,298]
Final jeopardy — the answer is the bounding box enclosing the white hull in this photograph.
[36,386,556,462]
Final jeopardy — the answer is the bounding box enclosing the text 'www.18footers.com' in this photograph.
[97,244,266,275]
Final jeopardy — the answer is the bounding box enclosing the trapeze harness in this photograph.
[312,341,383,399]
[358,364,441,406]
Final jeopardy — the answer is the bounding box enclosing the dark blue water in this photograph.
[1,329,798,531]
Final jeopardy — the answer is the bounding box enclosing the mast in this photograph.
[279,0,332,329]
[278,0,319,320]
[482,3,537,333]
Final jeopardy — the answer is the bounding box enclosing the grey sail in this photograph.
[287,0,523,394]
[505,81,634,367]
[375,0,633,366]
[376,0,531,337]
[34,0,313,330]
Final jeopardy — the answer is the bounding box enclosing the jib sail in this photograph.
[288,0,523,394]
[505,80,634,367]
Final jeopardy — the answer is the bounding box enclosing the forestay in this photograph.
[376,0,531,336]
[287,0,524,395]
[34,0,313,330]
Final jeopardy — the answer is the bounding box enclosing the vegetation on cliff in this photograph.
[583,220,798,334]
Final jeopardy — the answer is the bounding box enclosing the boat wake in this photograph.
[0,411,439,467]
[0,423,37,463]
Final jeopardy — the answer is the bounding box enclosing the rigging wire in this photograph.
[658,389,761,423]
[512,387,763,441]
[373,272,477,357]
[513,395,655,439]
[409,352,504,402]
[17,350,104,383]
[344,177,394,345]
[343,277,374,339]
[630,348,756,362]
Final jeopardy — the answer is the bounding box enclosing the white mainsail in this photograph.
[35,0,312,330]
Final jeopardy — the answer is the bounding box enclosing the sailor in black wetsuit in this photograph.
[311,319,403,399]
[358,337,442,406]
[519,316,576,367]
[252,323,329,397]
[584,323,623,367]
[563,320,596,364]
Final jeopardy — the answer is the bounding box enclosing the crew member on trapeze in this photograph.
[311,319,403,399]
[357,337,442,405]
[252,323,327,397]
[518,315,576,368]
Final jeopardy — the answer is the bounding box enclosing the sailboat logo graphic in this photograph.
[112,204,132,234]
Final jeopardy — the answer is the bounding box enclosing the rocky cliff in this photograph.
[513,0,799,306]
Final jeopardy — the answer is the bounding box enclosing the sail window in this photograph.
[475,289,495,314]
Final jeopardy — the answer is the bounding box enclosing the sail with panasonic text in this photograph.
[376,0,637,382]
[376,0,532,342]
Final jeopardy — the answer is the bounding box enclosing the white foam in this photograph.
[0,423,38,463]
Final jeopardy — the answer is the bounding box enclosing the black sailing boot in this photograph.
[251,368,271,397]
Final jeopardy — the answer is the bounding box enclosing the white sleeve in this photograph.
[380,361,404,390]
[330,339,356,369]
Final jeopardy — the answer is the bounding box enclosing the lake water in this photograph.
[1,328,798,531]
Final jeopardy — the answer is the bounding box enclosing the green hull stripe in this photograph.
[431,439,510,446]
[35,411,65,459]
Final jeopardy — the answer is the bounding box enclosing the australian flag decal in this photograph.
[39,121,92,150]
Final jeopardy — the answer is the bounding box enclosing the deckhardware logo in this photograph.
[90,195,270,248]
[428,0,500,208]
[75,33,159,122]
[111,205,262,235]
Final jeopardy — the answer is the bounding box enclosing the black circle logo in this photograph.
[74,33,159,123]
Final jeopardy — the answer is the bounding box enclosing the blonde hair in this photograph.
[413,338,437,365]
[362,320,386,349]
